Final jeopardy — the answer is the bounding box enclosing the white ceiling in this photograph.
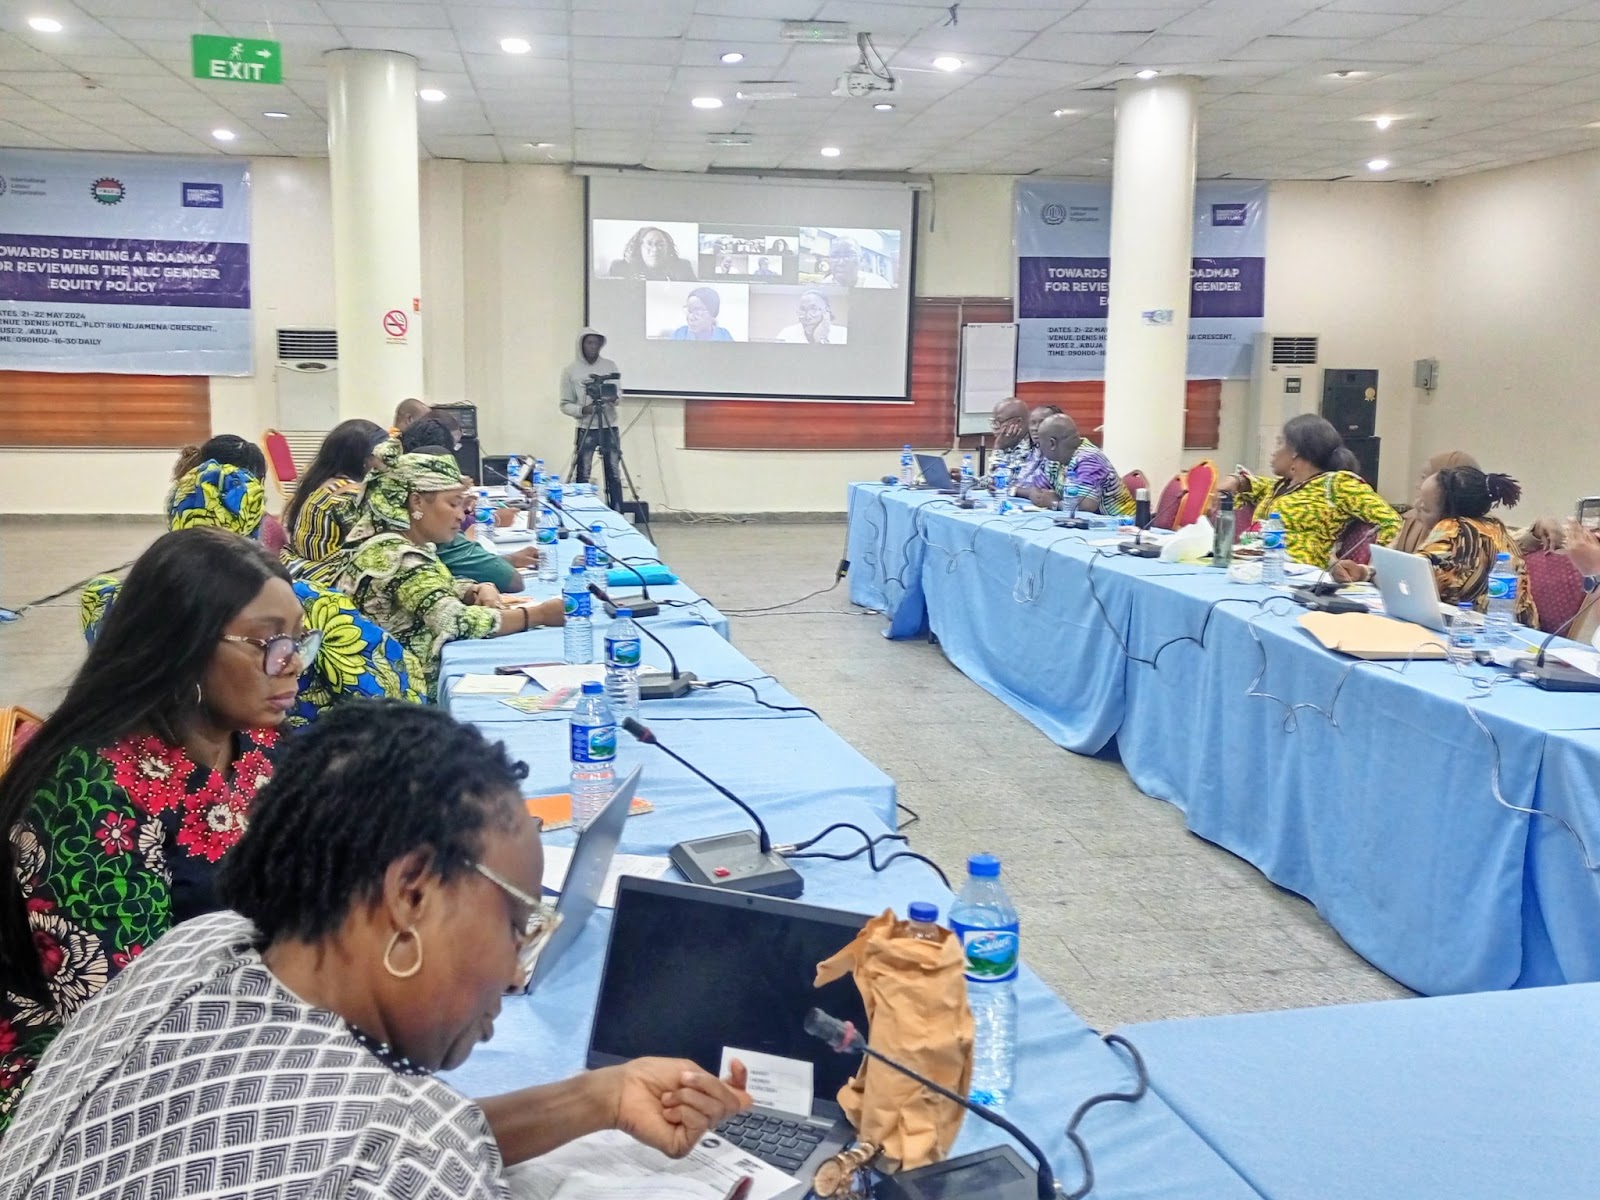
[7,0,1600,180]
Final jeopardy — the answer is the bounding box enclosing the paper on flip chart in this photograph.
[504,1129,794,1200]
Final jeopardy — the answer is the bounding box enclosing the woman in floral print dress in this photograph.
[0,528,319,1135]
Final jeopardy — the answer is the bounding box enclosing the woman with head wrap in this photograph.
[1394,449,1479,553]
[332,441,562,696]
[670,286,735,341]
[81,459,424,724]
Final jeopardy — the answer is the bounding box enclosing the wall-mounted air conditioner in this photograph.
[275,327,338,437]
[1246,333,1320,472]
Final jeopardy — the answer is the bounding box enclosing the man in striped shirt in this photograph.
[1017,414,1135,516]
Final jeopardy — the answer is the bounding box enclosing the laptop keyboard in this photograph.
[717,1111,828,1174]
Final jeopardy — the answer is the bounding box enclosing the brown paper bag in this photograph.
[814,908,975,1172]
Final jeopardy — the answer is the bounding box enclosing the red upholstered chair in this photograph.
[1333,521,1378,566]
[1526,549,1586,635]
[262,429,299,501]
[1122,469,1149,499]
[1176,460,1218,528]
[1153,473,1185,529]
[1232,498,1257,542]
[0,706,43,778]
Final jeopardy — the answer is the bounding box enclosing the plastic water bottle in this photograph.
[533,459,547,506]
[569,681,616,830]
[949,853,1018,1108]
[504,454,521,498]
[1212,493,1236,568]
[991,462,1010,510]
[536,503,559,582]
[1448,601,1478,667]
[1484,552,1518,645]
[906,901,942,943]
[547,477,563,513]
[563,564,593,663]
[604,607,642,722]
[1058,466,1080,519]
[1262,510,1287,585]
[961,453,974,487]
[585,523,609,592]
[899,445,915,487]
[474,491,494,541]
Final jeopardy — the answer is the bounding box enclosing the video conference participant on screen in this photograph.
[607,226,697,281]
[670,287,736,341]
[754,257,778,277]
[827,235,892,288]
[775,290,847,344]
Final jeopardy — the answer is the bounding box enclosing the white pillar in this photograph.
[326,49,424,421]
[1101,76,1198,485]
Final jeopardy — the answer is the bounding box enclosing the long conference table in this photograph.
[846,483,1600,997]
[437,489,1267,1200]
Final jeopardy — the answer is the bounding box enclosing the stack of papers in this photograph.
[450,673,528,696]
[505,1130,795,1200]
[540,844,671,907]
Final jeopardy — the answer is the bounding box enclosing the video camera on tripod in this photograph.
[582,372,621,407]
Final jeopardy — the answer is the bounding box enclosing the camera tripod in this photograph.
[568,398,653,541]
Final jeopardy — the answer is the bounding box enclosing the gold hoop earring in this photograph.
[383,927,423,978]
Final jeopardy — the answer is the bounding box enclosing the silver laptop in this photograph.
[588,877,868,1196]
[523,766,641,991]
[1370,544,1448,632]
[914,453,958,492]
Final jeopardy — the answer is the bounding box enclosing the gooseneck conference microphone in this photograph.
[587,583,695,698]
[576,531,660,617]
[622,717,803,899]
[803,1008,1057,1200]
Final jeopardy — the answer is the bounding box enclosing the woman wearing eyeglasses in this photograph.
[0,528,319,1135]
[0,703,752,1192]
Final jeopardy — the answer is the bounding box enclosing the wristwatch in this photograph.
[1583,574,1600,594]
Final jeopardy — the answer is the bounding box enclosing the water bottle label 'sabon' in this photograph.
[571,722,617,763]
[607,637,642,667]
[952,924,1019,983]
[564,592,592,619]
[1487,577,1515,599]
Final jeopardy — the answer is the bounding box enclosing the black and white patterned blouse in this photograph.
[0,912,511,1200]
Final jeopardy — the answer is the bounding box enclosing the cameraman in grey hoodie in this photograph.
[559,327,623,509]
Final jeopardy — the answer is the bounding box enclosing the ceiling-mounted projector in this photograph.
[833,67,896,98]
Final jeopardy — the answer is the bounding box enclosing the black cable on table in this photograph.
[694,678,821,719]
[1060,1034,1151,1200]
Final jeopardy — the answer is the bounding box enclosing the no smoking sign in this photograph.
[382,309,409,340]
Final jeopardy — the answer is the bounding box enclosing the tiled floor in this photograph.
[0,515,1414,1029]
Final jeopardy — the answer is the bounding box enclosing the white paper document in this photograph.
[1550,646,1600,678]
[505,1128,796,1200]
[718,1047,814,1119]
[540,844,672,907]
[450,673,528,696]
[526,663,670,691]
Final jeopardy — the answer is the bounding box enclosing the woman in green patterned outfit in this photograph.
[0,528,320,1135]
[332,441,562,697]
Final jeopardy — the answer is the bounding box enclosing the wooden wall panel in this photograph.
[683,297,1010,452]
[1011,378,1223,452]
[0,371,210,448]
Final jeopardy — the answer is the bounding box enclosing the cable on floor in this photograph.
[6,560,134,617]
[721,578,842,615]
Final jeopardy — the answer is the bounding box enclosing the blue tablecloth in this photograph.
[1120,983,1600,1199]
[847,483,1600,994]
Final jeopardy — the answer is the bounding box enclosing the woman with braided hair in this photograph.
[0,703,751,1196]
[1334,464,1538,626]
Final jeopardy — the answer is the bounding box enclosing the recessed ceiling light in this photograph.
[1374,115,1393,130]
[262,110,290,119]
[499,37,531,54]
[1328,69,1370,80]
[525,141,555,148]
[1135,68,1159,80]
[418,88,446,102]
[933,56,962,71]
[873,102,894,112]
[212,128,236,141]
[820,146,841,157]
[720,50,744,64]
[1366,158,1389,171]
[691,96,723,109]
[1052,107,1078,118]
[27,16,62,32]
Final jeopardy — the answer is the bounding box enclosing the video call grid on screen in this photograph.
[585,174,917,401]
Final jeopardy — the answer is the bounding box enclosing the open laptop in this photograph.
[914,453,959,493]
[1370,544,1448,632]
[588,877,869,1193]
[522,766,641,991]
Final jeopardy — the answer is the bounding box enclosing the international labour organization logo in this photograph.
[90,176,125,204]
[0,177,8,197]
[1041,203,1067,225]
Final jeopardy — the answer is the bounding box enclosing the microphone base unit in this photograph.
[1052,515,1091,529]
[639,669,697,701]
[873,1145,1045,1200]
[1515,657,1600,691]
[603,597,661,619]
[1290,590,1370,615]
[1118,542,1162,559]
[670,830,805,899]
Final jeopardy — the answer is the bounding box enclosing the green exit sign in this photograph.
[192,34,281,84]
